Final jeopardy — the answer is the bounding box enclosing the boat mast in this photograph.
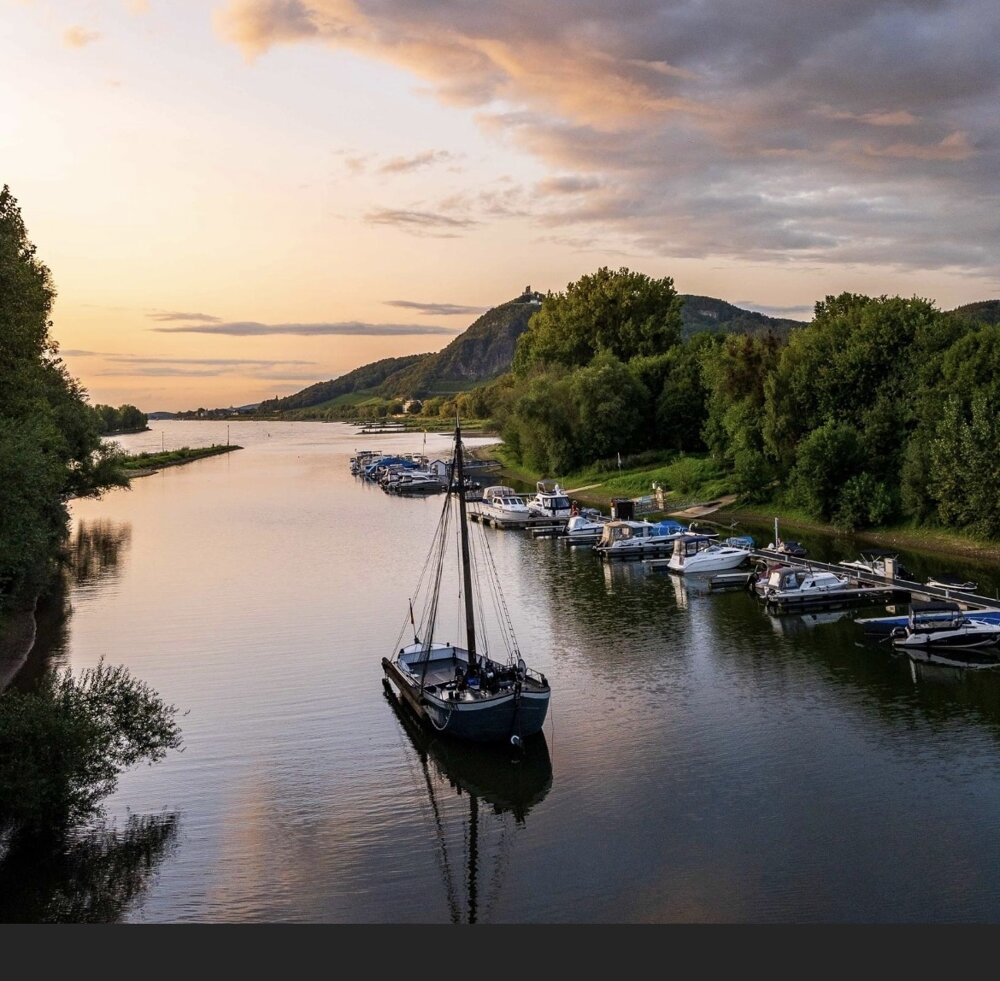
[453,422,479,668]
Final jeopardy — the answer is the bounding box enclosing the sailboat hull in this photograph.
[382,648,550,744]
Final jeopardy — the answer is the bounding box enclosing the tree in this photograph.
[0,659,183,837]
[0,186,128,607]
[512,266,683,373]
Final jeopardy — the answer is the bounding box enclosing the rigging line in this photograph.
[476,520,521,663]
[479,530,514,664]
[468,522,490,661]
[474,520,509,664]
[411,484,452,642]
[420,495,452,685]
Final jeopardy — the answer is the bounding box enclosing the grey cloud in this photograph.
[152,321,459,336]
[147,311,223,322]
[217,0,1000,280]
[379,151,455,174]
[384,300,488,316]
[364,209,478,233]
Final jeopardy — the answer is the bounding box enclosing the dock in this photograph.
[468,512,569,532]
[744,549,1000,615]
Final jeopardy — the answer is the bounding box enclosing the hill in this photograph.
[679,295,804,337]
[949,299,1000,325]
[259,290,808,414]
[376,288,544,397]
[255,353,427,414]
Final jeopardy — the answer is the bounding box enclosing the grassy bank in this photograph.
[469,440,1000,563]
[121,444,242,476]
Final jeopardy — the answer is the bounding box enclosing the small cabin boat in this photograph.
[526,481,572,521]
[476,486,533,526]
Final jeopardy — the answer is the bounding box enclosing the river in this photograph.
[5,419,1000,923]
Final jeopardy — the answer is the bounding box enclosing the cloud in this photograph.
[378,150,455,174]
[63,25,101,48]
[125,0,151,13]
[90,354,323,379]
[152,320,459,336]
[147,311,223,323]
[215,0,1000,279]
[364,209,478,234]
[384,300,488,316]
[214,0,324,59]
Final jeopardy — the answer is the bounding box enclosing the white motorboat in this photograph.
[666,534,751,574]
[890,600,1000,653]
[526,480,572,521]
[564,507,609,543]
[757,565,887,611]
[925,573,979,593]
[838,548,912,581]
[475,485,533,526]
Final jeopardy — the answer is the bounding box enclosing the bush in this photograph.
[0,660,183,837]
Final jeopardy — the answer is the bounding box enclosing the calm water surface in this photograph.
[9,419,1000,923]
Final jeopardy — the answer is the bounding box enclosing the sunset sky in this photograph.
[4,0,998,411]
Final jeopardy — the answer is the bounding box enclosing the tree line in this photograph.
[467,266,1000,538]
[0,185,128,611]
[92,403,148,435]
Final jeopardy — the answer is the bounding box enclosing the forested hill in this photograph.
[951,299,1000,325]
[376,290,545,397]
[680,295,804,337]
[255,353,426,413]
[260,290,805,413]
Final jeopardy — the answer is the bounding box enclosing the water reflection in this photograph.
[383,683,552,924]
[0,812,179,923]
[5,520,133,693]
[64,519,132,586]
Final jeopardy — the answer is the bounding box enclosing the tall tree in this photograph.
[512,266,683,373]
[0,186,127,606]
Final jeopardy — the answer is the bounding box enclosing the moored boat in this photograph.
[666,534,750,574]
[382,424,551,746]
[890,600,1000,653]
[474,485,533,526]
[526,480,572,521]
[925,573,979,593]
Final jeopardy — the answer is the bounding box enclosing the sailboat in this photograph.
[382,684,552,923]
[382,422,551,746]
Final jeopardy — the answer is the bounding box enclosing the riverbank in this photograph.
[0,593,38,691]
[122,444,243,478]
[468,442,1000,563]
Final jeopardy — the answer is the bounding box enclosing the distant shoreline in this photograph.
[124,444,243,478]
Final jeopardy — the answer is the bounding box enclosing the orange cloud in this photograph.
[63,25,101,48]
[866,130,974,161]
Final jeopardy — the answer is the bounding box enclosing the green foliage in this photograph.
[0,185,129,606]
[788,420,864,521]
[832,473,897,532]
[0,660,183,836]
[928,393,1000,538]
[512,267,683,373]
[570,353,650,461]
[92,404,147,435]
